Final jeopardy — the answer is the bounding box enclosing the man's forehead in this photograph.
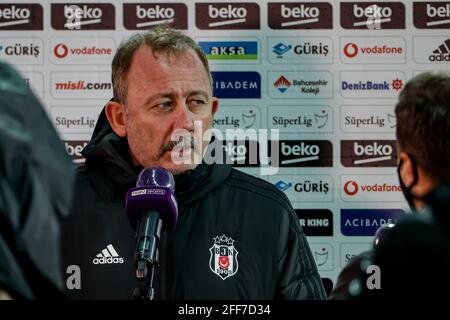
[134,45,199,67]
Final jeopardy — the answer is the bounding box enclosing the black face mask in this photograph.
[397,153,419,211]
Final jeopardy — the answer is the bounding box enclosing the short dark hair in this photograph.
[111,27,211,104]
[395,71,450,182]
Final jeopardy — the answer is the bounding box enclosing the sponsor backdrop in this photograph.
[2,0,448,288]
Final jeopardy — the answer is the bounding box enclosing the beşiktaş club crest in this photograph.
[209,234,239,280]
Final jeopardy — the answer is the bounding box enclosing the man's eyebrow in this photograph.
[189,90,209,99]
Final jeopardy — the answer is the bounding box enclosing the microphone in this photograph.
[126,167,178,300]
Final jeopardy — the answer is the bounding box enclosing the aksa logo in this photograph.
[53,43,113,59]
[268,3,333,29]
[0,4,43,30]
[212,71,261,98]
[428,38,450,62]
[199,41,258,60]
[341,209,404,236]
[65,140,89,164]
[123,3,187,30]
[273,42,292,57]
[295,209,333,236]
[209,235,239,280]
[51,3,115,30]
[274,180,292,192]
[93,244,124,264]
[341,140,397,167]
[342,78,403,92]
[413,2,450,29]
[340,2,405,29]
[277,140,333,167]
[196,3,260,29]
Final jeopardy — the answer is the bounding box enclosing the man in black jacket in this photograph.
[333,72,450,299]
[61,27,325,300]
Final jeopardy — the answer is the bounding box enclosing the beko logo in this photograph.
[51,3,115,30]
[0,4,43,30]
[268,3,332,29]
[340,2,405,29]
[65,141,88,164]
[341,140,397,167]
[196,3,260,29]
[123,3,187,30]
[414,2,450,29]
[295,209,333,236]
[278,140,332,167]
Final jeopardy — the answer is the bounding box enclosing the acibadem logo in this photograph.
[199,41,258,60]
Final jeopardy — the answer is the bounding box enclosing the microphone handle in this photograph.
[135,208,162,280]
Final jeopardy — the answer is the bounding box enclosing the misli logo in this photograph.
[51,3,115,30]
[268,3,332,29]
[196,3,260,29]
[341,140,397,167]
[341,2,405,29]
[414,2,450,29]
[123,3,187,29]
[0,4,43,30]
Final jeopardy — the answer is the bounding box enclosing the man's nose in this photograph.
[173,103,194,131]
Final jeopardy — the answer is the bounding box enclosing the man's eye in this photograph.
[155,101,173,111]
[189,99,206,107]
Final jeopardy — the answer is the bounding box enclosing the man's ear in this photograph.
[211,97,219,116]
[399,152,415,188]
[105,100,127,137]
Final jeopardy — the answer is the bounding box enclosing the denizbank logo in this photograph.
[212,71,261,98]
[199,41,258,60]
[341,209,404,236]
[340,71,405,98]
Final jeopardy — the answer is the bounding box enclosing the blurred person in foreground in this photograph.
[0,62,74,299]
[330,71,450,299]
[61,27,325,300]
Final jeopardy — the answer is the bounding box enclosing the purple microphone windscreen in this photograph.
[126,167,178,231]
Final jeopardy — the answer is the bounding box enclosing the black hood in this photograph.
[82,105,232,207]
[425,183,450,236]
[0,63,74,299]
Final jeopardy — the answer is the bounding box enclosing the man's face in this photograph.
[123,46,218,174]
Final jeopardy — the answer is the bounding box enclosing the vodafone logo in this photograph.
[344,43,358,58]
[54,43,68,58]
[344,180,359,196]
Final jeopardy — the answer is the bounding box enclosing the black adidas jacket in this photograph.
[61,108,326,300]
